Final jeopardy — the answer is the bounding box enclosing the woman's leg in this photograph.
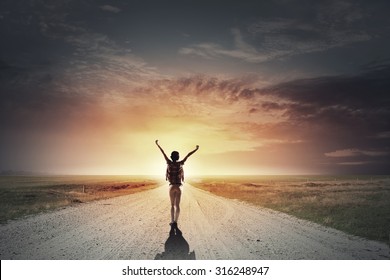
[174,188,181,222]
[169,187,176,224]
[169,186,182,224]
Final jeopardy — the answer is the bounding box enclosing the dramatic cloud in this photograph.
[180,0,374,63]
[2,59,390,174]
[325,149,390,158]
[179,29,269,63]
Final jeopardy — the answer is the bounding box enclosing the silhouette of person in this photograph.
[155,140,199,231]
[154,228,196,260]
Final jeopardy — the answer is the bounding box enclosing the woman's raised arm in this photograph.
[182,145,199,162]
[155,140,170,162]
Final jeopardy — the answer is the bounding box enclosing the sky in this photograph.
[1,0,390,175]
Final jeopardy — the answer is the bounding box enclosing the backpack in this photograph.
[166,161,184,185]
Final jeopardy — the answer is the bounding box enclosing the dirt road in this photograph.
[0,184,388,259]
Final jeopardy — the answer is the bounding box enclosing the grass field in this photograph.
[188,175,390,243]
[0,175,162,223]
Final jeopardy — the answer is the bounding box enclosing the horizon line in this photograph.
[1,171,389,177]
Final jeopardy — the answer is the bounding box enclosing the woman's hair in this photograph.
[170,151,179,161]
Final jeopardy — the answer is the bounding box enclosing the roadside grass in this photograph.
[0,176,161,223]
[188,176,390,243]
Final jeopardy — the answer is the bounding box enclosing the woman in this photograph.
[155,140,199,230]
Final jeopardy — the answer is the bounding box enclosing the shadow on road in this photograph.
[154,227,196,260]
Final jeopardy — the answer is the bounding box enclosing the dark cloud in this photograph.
[253,64,390,173]
[261,65,390,129]
[261,102,286,112]
[100,5,121,13]
[248,1,373,50]
[180,0,386,63]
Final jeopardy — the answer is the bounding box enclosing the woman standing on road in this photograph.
[155,140,199,231]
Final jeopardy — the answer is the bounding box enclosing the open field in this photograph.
[1,183,389,259]
[1,174,389,248]
[0,175,162,223]
[188,175,390,243]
